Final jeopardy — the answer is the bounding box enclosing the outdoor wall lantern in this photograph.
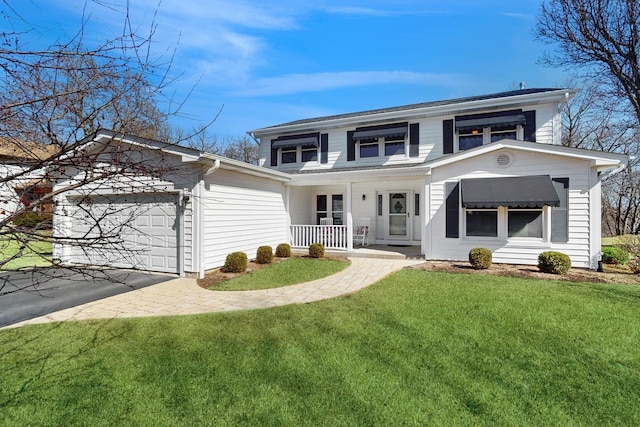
[362,194,366,201]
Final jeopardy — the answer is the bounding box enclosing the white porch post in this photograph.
[346,182,353,252]
[285,184,291,245]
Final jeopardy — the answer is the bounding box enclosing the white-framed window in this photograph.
[357,135,407,159]
[359,137,379,158]
[465,209,498,237]
[316,194,344,225]
[458,125,521,151]
[281,146,297,164]
[280,145,318,164]
[300,145,318,162]
[508,209,543,238]
[465,207,545,240]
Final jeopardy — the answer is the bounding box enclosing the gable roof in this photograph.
[249,88,576,136]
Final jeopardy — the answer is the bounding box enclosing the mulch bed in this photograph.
[407,261,640,285]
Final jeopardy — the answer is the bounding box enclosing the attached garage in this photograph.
[67,193,180,274]
[53,130,291,278]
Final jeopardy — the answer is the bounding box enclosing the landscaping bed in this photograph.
[409,260,640,285]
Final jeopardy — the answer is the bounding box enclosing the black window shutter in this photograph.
[524,110,536,142]
[443,120,454,154]
[409,123,420,157]
[320,133,328,164]
[270,140,278,166]
[445,181,460,238]
[551,178,569,242]
[347,131,355,161]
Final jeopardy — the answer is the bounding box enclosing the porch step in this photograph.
[292,245,424,260]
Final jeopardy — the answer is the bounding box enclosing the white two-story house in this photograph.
[249,88,627,269]
[53,88,628,275]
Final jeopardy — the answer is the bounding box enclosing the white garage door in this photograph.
[69,193,179,273]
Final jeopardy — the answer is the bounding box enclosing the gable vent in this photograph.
[496,152,513,168]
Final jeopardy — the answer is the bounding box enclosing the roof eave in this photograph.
[249,89,577,137]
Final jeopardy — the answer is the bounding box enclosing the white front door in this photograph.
[386,191,410,240]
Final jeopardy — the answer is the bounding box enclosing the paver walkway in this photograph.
[6,257,423,328]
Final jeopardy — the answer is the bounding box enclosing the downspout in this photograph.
[197,158,221,278]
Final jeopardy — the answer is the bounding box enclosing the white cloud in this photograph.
[235,71,464,97]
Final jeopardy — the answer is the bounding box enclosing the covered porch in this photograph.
[284,165,429,254]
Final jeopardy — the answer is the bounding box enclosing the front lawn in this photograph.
[0,235,52,270]
[205,257,350,291]
[2,270,640,425]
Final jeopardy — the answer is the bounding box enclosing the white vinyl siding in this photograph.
[201,169,287,270]
[429,150,595,268]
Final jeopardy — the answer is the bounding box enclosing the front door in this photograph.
[387,191,410,240]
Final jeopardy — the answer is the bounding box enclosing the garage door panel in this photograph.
[69,194,179,273]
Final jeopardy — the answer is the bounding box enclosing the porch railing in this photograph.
[290,224,348,250]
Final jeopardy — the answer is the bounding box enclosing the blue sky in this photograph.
[12,0,568,139]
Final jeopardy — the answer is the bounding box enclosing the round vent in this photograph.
[496,152,513,168]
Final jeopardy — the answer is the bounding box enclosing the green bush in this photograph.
[538,251,571,275]
[275,243,291,258]
[256,246,273,264]
[12,212,52,229]
[222,251,248,273]
[601,246,629,265]
[469,247,492,270]
[309,242,325,258]
[619,235,640,273]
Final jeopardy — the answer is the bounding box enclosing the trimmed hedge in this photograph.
[275,243,291,258]
[222,252,248,273]
[309,242,325,258]
[469,247,492,270]
[256,246,273,264]
[538,251,571,275]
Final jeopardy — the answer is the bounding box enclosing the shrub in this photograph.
[309,242,325,258]
[468,247,492,270]
[256,246,273,264]
[601,246,629,265]
[275,243,291,258]
[12,212,52,229]
[222,251,248,273]
[619,235,640,273]
[538,251,571,275]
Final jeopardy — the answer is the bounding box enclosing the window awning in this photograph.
[455,114,526,131]
[461,175,560,209]
[272,134,318,149]
[352,123,408,141]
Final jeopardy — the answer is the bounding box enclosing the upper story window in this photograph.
[271,133,320,166]
[347,122,419,162]
[454,110,528,151]
[353,122,408,160]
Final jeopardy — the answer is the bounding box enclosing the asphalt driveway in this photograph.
[0,268,173,327]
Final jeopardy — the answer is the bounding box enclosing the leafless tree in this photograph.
[536,0,640,125]
[0,2,206,299]
[222,136,259,165]
[537,0,640,236]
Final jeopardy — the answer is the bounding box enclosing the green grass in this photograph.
[2,270,640,425]
[0,235,52,270]
[210,257,350,291]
